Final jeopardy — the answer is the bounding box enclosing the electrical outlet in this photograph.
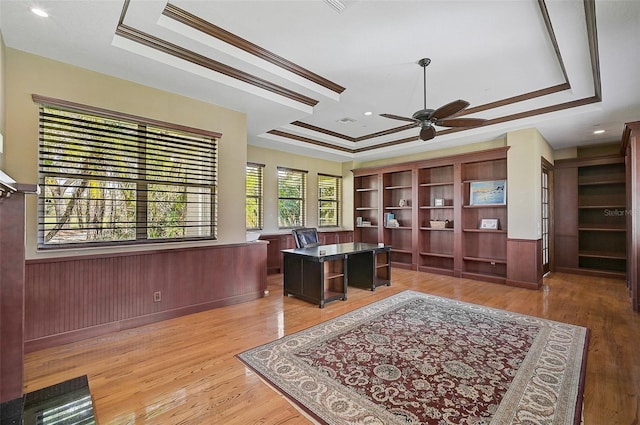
[153,291,162,302]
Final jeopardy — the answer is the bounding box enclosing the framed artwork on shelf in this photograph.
[469,180,506,206]
[434,198,444,206]
[480,218,499,230]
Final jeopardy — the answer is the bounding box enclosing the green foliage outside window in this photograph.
[38,105,217,247]
[318,174,341,227]
[246,163,264,230]
[278,168,306,228]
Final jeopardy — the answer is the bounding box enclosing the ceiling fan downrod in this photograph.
[418,58,431,111]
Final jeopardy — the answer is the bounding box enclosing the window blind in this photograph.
[277,166,307,228]
[246,162,265,230]
[38,105,218,247]
[318,173,341,227]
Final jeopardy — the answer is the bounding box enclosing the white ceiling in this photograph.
[1,0,639,162]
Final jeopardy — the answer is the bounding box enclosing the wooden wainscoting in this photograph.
[507,238,543,289]
[24,241,267,352]
[1,191,28,402]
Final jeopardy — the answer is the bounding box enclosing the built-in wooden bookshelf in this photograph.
[353,147,511,285]
[554,155,626,278]
[418,165,455,275]
[354,173,380,245]
[461,158,508,284]
[383,170,414,269]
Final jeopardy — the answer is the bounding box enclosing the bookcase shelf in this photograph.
[420,205,454,210]
[352,147,510,283]
[354,173,381,244]
[554,155,627,278]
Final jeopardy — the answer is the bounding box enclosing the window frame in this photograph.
[34,95,221,249]
[246,162,265,231]
[277,166,308,229]
[317,173,342,228]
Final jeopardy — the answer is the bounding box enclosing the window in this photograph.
[277,167,307,228]
[318,173,341,227]
[246,162,264,230]
[37,100,218,247]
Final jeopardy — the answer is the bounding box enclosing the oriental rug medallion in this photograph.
[236,291,589,425]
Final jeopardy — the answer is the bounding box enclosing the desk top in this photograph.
[282,242,389,259]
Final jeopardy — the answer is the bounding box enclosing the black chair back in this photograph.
[292,227,320,248]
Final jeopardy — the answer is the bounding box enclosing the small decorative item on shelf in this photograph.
[384,212,395,226]
[387,218,400,228]
[356,216,363,226]
[479,218,499,230]
[399,199,409,207]
[434,198,444,206]
[361,220,372,226]
[429,219,450,229]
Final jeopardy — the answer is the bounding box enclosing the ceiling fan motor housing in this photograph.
[412,109,434,122]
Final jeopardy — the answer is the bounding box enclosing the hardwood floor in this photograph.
[23,270,639,424]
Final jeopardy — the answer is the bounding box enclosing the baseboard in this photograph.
[506,278,542,290]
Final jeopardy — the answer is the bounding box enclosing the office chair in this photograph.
[292,227,320,248]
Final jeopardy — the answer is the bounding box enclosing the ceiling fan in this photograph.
[381,58,487,141]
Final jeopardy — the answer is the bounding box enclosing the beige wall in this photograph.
[5,49,247,259]
[507,128,554,240]
[247,145,353,233]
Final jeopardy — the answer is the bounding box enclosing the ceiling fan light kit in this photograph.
[381,58,487,141]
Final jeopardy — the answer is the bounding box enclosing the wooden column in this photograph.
[0,190,28,402]
[622,121,640,311]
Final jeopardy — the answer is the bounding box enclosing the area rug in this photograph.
[236,290,589,425]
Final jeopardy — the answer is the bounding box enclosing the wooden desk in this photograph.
[282,242,391,307]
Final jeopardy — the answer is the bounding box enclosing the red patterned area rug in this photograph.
[236,290,589,425]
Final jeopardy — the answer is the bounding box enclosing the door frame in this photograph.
[542,158,554,274]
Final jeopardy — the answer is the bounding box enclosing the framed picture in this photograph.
[434,198,444,207]
[469,180,506,206]
[480,218,499,230]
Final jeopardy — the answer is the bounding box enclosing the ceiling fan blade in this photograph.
[419,126,436,141]
[435,118,487,128]
[380,113,418,123]
[429,99,470,120]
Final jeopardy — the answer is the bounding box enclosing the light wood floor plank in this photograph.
[23,270,640,424]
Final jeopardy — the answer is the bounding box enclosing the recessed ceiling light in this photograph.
[364,111,373,116]
[30,7,49,18]
[593,129,605,135]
